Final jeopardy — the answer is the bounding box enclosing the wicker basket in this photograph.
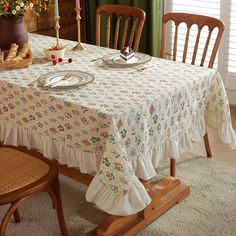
[0,49,32,69]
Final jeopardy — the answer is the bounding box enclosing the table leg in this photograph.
[86,176,190,236]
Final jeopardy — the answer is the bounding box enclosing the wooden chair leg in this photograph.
[170,159,176,177]
[204,133,212,157]
[13,208,21,223]
[1,198,26,236]
[51,177,68,236]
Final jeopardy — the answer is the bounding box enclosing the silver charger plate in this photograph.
[36,70,94,90]
[102,52,151,68]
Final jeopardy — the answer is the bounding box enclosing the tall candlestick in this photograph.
[75,0,80,8]
[54,17,60,47]
[72,7,86,51]
[54,0,59,17]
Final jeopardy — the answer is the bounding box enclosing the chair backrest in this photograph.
[96,4,146,52]
[160,12,225,68]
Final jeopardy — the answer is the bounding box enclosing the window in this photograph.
[164,0,236,104]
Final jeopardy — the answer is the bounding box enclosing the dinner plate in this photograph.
[37,70,94,89]
[102,52,151,68]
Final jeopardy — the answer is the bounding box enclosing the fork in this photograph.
[44,73,71,87]
[136,63,159,71]
[90,56,103,62]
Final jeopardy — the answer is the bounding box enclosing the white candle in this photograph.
[54,0,59,17]
[75,0,80,8]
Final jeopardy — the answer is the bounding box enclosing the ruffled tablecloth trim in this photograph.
[0,121,102,173]
[205,110,236,149]
[86,175,152,216]
[0,110,235,216]
[130,115,206,181]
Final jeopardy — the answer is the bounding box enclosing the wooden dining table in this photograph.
[0,34,235,235]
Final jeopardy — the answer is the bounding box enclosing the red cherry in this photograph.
[58,57,63,62]
[68,58,73,63]
[53,60,57,65]
[51,55,55,59]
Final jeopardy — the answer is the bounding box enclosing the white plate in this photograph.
[37,70,94,89]
[102,52,151,68]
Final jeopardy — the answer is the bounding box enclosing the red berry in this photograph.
[68,58,73,63]
[51,55,55,59]
[53,60,57,65]
[58,57,63,62]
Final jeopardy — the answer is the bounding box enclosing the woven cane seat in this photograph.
[0,148,49,195]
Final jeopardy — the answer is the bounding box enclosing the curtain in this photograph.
[85,0,162,57]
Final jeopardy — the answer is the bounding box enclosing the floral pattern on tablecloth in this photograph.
[0,34,235,215]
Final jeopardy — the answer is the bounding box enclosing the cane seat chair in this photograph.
[0,147,68,236]
[96,4,146,51]
[160,12,225,176]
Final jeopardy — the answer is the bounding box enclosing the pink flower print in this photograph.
[123,189,128,196]
[126,138,132,145]
[149,104,155,115]
[8,103,14,109]
[82,140,90,146]
[101,131,109,138]
[64,123,72,129]
[116,119,123,129]
[114,162,123,171]
[89,116,97,122]
[49,128,58,134]
[35,112,42,118]
[22,117,29,123]
[56,104,63,110]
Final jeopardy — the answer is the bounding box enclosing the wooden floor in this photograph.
[208,105,236,167]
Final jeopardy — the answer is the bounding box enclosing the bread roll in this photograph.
[13,43,29,61]
[6,43,18,61]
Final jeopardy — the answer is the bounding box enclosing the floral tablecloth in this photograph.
[0,34,235,216]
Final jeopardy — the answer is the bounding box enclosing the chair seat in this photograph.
[0,148,49,195]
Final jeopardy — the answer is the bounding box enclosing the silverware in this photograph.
[90,56,103,62]
[44,73,71,87]
[136,63,158,71]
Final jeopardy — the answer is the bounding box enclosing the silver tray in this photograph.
[102,52,151,68]
[37,70,94,89]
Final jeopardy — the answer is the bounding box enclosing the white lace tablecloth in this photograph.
[0,34,235,216]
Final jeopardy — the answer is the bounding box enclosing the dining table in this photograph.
[0,33,236,235]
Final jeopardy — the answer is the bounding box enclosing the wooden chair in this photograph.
[0,148,68,236]
[160,12,225,176]
[96,4,146,51]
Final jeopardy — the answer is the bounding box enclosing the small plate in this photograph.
[102,52,151,68]
[37,70,94,89]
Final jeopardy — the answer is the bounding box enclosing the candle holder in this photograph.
[54,16,60,47]
[73,8,86,51]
